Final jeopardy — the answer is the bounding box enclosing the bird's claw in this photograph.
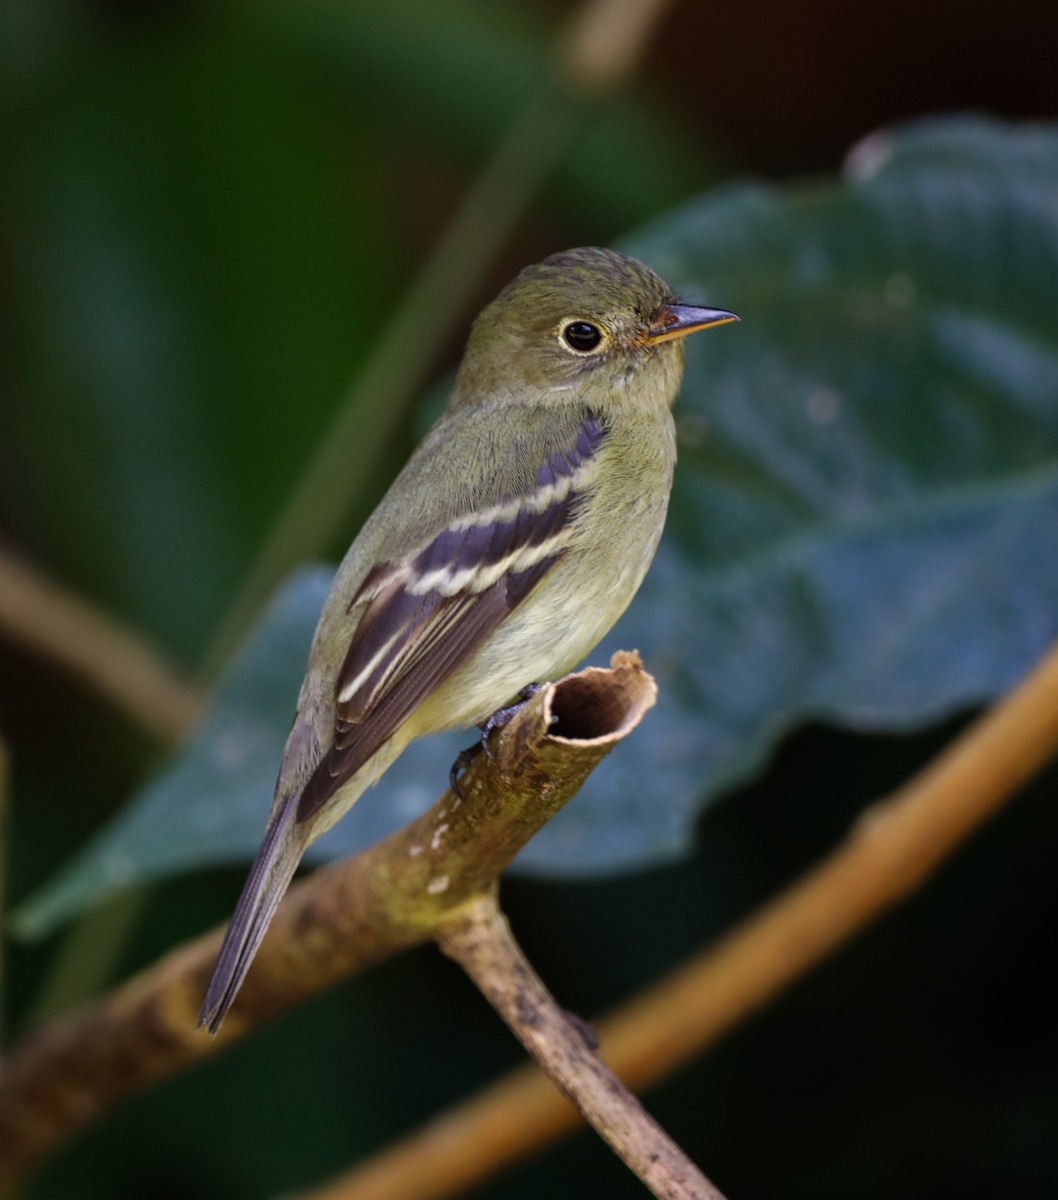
[449,743,481,798]
[448,683,545,797]
[478,683,545,761]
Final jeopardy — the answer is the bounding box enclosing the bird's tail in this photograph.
[198,799,310,1034]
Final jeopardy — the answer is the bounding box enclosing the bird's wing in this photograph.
[295,412,605,821]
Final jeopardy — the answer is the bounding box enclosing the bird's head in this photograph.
[453,247,737,407]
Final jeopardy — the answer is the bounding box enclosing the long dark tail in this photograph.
[198,799,310,1034]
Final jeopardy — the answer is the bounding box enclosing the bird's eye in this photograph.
[561,321,603,353]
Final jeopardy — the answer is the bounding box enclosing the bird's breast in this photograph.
[410,408,676,733]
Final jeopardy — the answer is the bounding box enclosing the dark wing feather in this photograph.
[295,413,605,822]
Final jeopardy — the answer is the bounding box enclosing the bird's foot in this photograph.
[479,683,545,760]
[449,683,545,797]
[449,743,481,796]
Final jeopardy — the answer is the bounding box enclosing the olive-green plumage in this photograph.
[199,247,736,1031]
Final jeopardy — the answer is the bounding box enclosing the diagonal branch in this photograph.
[0,547,202,744]
[438,895,727,1200]
[0,653,656,1189]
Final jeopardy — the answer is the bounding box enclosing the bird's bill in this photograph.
[642,304,739,345]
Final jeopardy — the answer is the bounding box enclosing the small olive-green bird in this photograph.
[199,247,736,1032]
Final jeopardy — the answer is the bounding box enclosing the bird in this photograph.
[198,246,737,1032]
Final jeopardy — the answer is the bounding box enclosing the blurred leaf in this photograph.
[15,115,1058,936]
[11,569,327,940]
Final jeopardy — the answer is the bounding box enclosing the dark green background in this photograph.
[2,2,1057,1197]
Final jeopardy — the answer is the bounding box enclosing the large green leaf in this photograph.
[15,116,1058,937]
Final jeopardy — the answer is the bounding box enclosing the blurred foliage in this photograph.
[2,2,1057,1199]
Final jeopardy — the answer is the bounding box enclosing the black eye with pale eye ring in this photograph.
[562,321,603,352]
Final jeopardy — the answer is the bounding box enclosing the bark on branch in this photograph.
[438,895,727,1200]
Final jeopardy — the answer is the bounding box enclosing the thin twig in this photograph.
[294,638,1058,1200]
[438,894,727,1200]
[0,547,201,744]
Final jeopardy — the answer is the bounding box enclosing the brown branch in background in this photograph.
[560,0,677,93]
[438,895,727,1200]
[0,547,202,744]
[293,638,1058,1200]
[0,654,657,1190]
